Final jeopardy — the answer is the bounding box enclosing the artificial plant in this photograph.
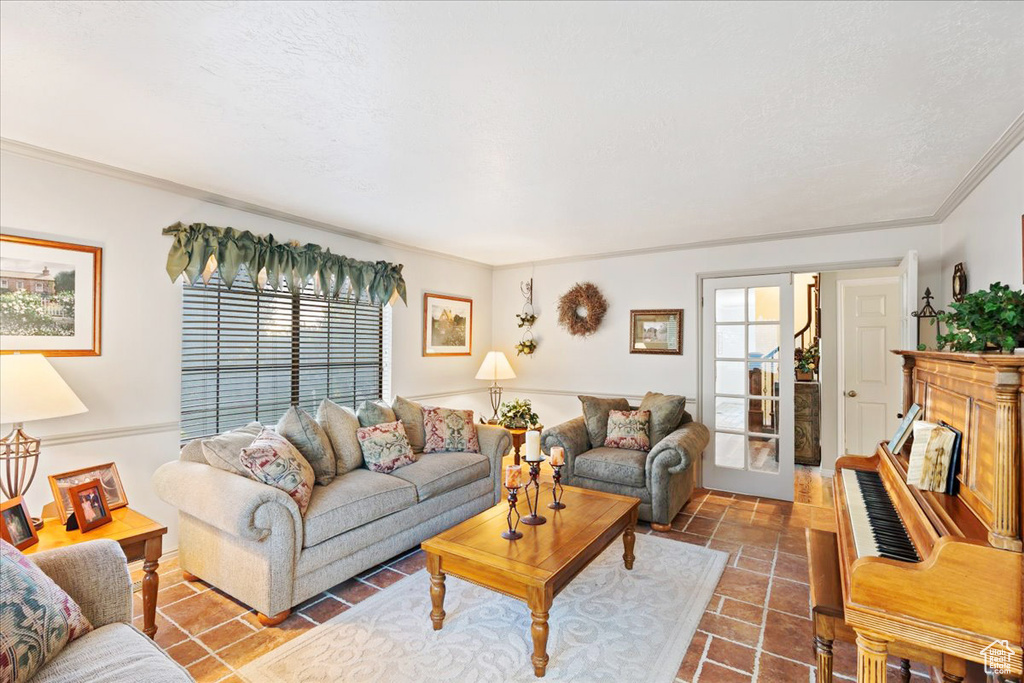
[497,399,541,430]
[934,282,1024,353]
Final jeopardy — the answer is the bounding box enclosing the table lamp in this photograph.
[475,351,516,422]
[0,354,88,529]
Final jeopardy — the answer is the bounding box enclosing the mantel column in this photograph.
[990,369,1022,552]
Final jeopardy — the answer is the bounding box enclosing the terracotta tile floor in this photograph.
[133,467,932,682]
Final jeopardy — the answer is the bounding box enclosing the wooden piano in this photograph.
[833,351,1023,682]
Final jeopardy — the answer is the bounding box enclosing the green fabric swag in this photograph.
[163,222,407,305]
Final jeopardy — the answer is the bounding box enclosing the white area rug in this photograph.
[239,534,727,683]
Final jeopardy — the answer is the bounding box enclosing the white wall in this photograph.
[491,227,942,430]
[940,142,1024,301]
[0,151,492,550]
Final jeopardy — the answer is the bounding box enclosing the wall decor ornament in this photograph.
[629,309,683,355]
[557,282,608,337]
[951,262,967,303]
[516,279,537,356]
[0,233,102,356]
[423,293,472,356]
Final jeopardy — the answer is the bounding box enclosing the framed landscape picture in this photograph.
[423,293,472,356]
[630,309,683,355]
[49,462,128,523]
[0,233,102,356]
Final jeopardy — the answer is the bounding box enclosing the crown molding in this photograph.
[932,110,1024,222]
[0,137,492,270]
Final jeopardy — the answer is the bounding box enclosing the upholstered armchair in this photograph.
[541,397,709,531]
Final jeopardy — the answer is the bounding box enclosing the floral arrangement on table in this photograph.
[934,282,1024,353]
[497,399,541,430]
[795,342,820,378]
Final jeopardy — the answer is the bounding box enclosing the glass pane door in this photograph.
[702,274,794,500]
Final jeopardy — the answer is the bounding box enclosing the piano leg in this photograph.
[940,653,965,683]
[898,659,910,682]
[855,630,889,683]
[814,613,834,682]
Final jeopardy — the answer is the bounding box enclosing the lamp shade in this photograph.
[0,354,87,424]
[474,351,516,382]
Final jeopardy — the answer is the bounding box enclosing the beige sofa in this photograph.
[153,423,510,624]
[28,540,193,682]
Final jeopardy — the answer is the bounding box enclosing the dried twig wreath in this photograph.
[557,282,608,336]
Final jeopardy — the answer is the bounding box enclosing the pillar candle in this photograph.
[505,464,522,489]
[550,446,565,467]
[525,430,542,461]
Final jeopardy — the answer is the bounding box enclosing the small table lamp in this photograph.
[475,351,516,422]
[0,354,88,528]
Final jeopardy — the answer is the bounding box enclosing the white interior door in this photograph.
[701,274,794,501]
[839,278,903,456]
[898,250,919,350]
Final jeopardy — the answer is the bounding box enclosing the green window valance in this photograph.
[163,222,407,306]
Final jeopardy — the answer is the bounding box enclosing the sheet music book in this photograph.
[938,421,963,496]
[887,403,922,454]
[906,421,957,492]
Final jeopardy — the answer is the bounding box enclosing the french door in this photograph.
[701,274,795,501]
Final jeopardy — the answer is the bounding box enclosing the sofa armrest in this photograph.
[646,421,710,481]
[541,416,590,473]
[477,423,512,503]
[153,460,303,552]
[30,539,132,628]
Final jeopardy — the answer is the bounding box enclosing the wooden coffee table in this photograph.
[421,483,640,678]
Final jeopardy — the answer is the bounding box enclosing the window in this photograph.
[0,279,7,288]
[35,282,44,292]
[180,267,387,441]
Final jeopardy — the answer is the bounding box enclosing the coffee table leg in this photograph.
[622,508,638,570]
[427,553,446,630]
[527,587,551,677]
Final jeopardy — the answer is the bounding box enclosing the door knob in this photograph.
[846,390,858,398]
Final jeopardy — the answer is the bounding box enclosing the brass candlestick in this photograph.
[521,461,547,525]
[502,486,523,540]
[548,465,566,510]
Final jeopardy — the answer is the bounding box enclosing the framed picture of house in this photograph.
[0,233,102,356]
[423,293,472,356]
[630,309,683,355]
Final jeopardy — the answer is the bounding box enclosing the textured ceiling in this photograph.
[1,1,1022,265]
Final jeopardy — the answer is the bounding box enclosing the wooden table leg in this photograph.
[527,586,551,678]
[814,613,834,683]
[427,553,446,630]
[142,536,161,640]
[941,653,965,683]
[855,630,889,683]
[622,508,638,570]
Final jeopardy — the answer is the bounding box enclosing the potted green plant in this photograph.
[795,342,819,381]
[934,282,1024,353]
[497,399,541,430]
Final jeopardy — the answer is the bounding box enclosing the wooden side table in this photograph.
[25,506,167,640]
[507,426,544,465]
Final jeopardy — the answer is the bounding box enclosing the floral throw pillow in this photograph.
[239,428,316,515]
[604,409,652,451]
[1,539,93,683]
[422,407,481,454]
[357,421,418,473]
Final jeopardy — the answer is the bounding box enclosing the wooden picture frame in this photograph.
[49,462,128,523]
[423,293,473,356]
[629,309,683,355]
[1,496,39,550]
[0,233,102,356]
[69,479,112,532]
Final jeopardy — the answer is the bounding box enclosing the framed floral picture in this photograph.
[630,309,683,355]
[423,293,472,356]
[0,233,102,356]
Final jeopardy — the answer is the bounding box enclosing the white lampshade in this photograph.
[475,351,516,382]
[0,354,87,425]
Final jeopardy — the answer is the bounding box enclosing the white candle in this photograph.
[525,430,542,462]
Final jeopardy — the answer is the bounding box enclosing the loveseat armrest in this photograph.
[153,460,303,552]
[31,539,132,628]
[646,420,710,481]
[477,423,512,503]
[541,416,590,472]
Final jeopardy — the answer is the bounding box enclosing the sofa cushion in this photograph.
[423,407,480,454]
[578,396,630,448]
[390,452,490,502]
[574,447,647,488]
[317,399,363,474]
[1,540,93,683]
[201,422,263,477]
[357,400,397,428]
[277,406,336,486]
[239,428,316,515]
[31,623,191,683]
[638,392,687,447]
[392,396,426,453]
[303,469,417,547]
[605,409,652,451]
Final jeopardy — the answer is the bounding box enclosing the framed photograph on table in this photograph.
[630,309,683,355]
[423,293,472,356]
[1,496,39,550]
[0,233,102,357]
[49,462,128,523]
[69,479,112,532]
